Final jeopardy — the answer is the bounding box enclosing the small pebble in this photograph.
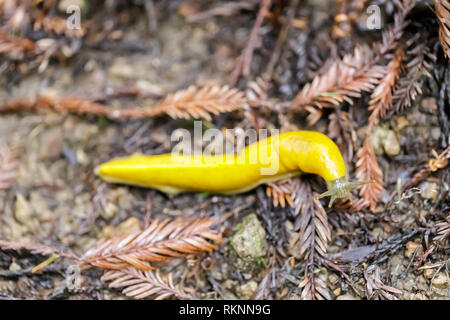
[371,126,401,156]
[420,98,437,112]
[419,181,438,201]
[404,240,423,259]
[336,293,361,300]
[116,217,141,236]
[9,261,21,272]
[230,214,268,264]
[423,268,435,279]
[396,116,409,130]
[431,273,449,289]
[236,281,258,299]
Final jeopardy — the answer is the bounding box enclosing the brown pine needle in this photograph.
[290,0,417,125]
[265,178,296,208]
[229,0,272,85]
[368,47,404,126]
[352,48,404,212]
[82,217,224,271]
[292,179,331,300]
[354,131,384,212]
[364,268,402,300]
[392,43,436,112]
[0,239,78,259]
[0,28,37,58]
[120,85,245,121]
[290,45,385,125]
[416,216,450,265]
[435,0,450,58]
[102,268,194,300]
[0,85,246,121]
[402,145,450,191]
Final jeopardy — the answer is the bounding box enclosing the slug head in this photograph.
[317,177,373,208]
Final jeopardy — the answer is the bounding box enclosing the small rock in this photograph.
[100,218,141,240]
[236,281,258,299]
[177,0,201,18]
[30,191,52,222]
[328,274,339,286]
[109,58,136,80]
[9,261,21,272]
[412,293,427,300]
[336,293,361,300]
[14,194,39,233]
[423,268,435,279]
[116,217,141,236]
[223,279,238,290]
[431,127,441,141]
[333,288,341,296]
[39,128,63,160]
[101,202,118,220]
[420,98,437,112]
[404,240,423,259]
[382,130,400,156]
[371,126,401,156]
[230,214,268,265]
[396,116,409,131]
[419,181,438,200]
[100,226,116,239]
[76,148,89,165]
[371,227,385,240]
[14,194,33,225]
[58,0,86,12]
[431,273,449,289]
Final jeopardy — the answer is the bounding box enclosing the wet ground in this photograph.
[0,0,449,299]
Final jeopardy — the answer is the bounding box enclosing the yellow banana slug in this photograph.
[96,131,368,207]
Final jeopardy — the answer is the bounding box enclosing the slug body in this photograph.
[96,131,364,206]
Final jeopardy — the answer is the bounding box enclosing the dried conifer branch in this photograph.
[368,47,404,125]
[229,0,272,85]
[299,275,331,300]
[0,85,246,121]
[33,16,86,38]
[124,85,245,121]
[0,144,19,191]
[416,215,450,265]
[328,111,357,164]
[290,0,416,125]
[402,145,450,191]
[0,97,110,117]
[373,0,417,58]
[102,268,194,300]
[392,43,436,112]
[435,0,450,58]
[0,28,38,58]
[351,49,404,211]
[292,179,331,300]
[265,178,296,208]
[0,239,78,259]
[354,130,384,212]
[290,45,385,125]
[364,267,402,300]
[82,217,223,271]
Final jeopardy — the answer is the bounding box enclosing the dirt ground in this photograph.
[0,0,449,300]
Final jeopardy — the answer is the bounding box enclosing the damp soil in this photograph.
[0,1,449,300]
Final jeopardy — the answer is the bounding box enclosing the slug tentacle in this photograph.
[317,178,374,208]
